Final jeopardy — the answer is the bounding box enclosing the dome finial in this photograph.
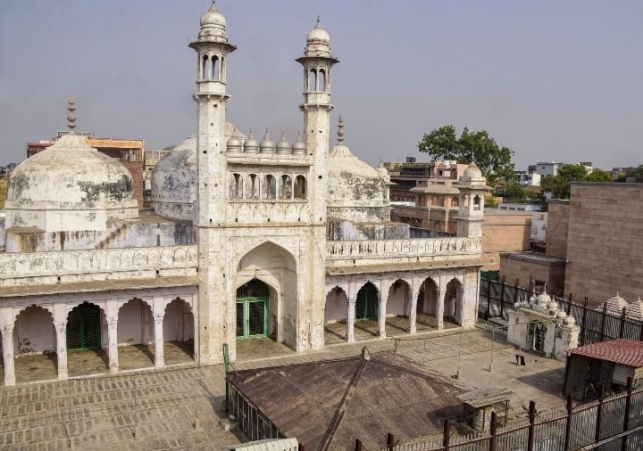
[316,15,321,27]
[67,97,77,133]
[337,115,345,144]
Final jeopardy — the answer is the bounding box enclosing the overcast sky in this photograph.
[0,0,641,171]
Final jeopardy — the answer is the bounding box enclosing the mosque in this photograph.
[0,3,489,386]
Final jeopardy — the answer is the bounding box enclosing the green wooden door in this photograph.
[236,298,269,339]
[356,283,379,320]
[67,304,101,351]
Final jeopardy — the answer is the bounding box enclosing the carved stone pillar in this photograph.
[154,315,165,368]
[408,279,418,335]
[346,299,356,343]
[436,285,446,330]
[107,318,119,373]
[54,322,68,380]
[1,324,16,386]
[378,290,388,339]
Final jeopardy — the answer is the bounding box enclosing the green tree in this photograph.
[540,164,589,199]
[626,165,643,180]
[417,125,515,185]
[585,169,611,182]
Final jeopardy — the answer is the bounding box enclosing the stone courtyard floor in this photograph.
[0,325,570,451]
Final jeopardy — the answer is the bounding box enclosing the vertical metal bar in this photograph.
[354,439,363,451]
[619,307,627,339]
[486,275,491,317]
[581,298,589,345]
[600,303,608,342]
[527,401,536,451]
[567,293,573,315]
[386,433,395,451]
[621,377,633,451]
[489,411,497,451]
[443,419,451,451]
[500,276,506,313]
[595,385,605,443]
[223,343,230,409]
[564,395,573,450]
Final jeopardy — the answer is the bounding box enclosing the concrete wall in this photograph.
[564,183,643,306]
[500,254,566,296]
[546,200,570,259]
[481,211,531,271]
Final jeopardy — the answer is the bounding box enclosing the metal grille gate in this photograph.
[67,303,101,351]
[356,282,379,320]
[236,279,270,339]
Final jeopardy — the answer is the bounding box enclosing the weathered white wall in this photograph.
[15,306,55,355]
[325,289,347,323]
[118,299,153,345]
[386,283,409,317]
[163,298,194,342]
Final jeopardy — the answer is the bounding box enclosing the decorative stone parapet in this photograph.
[326,237,482,266]
[0,245,198,286]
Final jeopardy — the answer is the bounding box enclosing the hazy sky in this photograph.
[1,0,641,171]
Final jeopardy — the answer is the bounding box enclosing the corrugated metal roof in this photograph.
[569,340,643,368]
[227,351,469,451]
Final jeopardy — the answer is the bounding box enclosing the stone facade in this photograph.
[0,5,489,386]
[564,183,643,306]
[499,252,566,296]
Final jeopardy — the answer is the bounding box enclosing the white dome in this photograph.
[5,133,138,232]
[327,116,389,223]
[151,123,240,221]
[150,135,197,221]
[303,17,332,58]
[197,3,228,41]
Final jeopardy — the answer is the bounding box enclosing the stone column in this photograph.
[107,318,119,373]
[1,324,16,386]
[154,314,165,368]
[408,279,418,335]
[378,291,388,339]
[436,284,446,330]
[346,298,356,343]
[54,322,68,381]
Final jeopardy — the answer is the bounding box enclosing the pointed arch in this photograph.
[444,278,463,325]
[387,279,411,317]
[318,68,326,91]
[117,298,154,347]
[14,305,55,356]
[325,286,347,324]
[356,281,379,320]
[308,68,317,91]
[294,175,307,199]
[67,302,105,351]
[163,297,195,362]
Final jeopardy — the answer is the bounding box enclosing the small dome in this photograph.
[276,130,291,155]
[564,316,576,326]
[244,128,259,154]
[548,300,559,312]
[291,130,307,155]
[463,164,483,180]
[537,289,551,307]
[303,17,332,58]
[227,129,242,153]
[197,3,228,41]
[626,298,643,321]
[556,311,568,320]
[529,290,538,305]
[604,293,628,316]
[260,129,275,153]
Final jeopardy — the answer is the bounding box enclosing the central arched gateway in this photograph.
[236,279,270,339]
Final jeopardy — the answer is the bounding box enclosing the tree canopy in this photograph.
[417,125,515,185]
[541,165,612,199]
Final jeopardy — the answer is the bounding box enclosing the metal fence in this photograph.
[479,276,643,346]
[360,380,643,451]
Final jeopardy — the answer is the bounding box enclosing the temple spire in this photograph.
[337,115,345,144]
[67,97,77,133]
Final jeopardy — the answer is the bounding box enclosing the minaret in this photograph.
[296,16,339,224]
[189,2,236,365]
[190,1,236,227]
[456,163,492,239]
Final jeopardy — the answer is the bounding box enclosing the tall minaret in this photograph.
[190,2,236,364]
[296,17,339,224]
[456,163,492,239]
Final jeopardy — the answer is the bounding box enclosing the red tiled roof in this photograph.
[569,340,643,368]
